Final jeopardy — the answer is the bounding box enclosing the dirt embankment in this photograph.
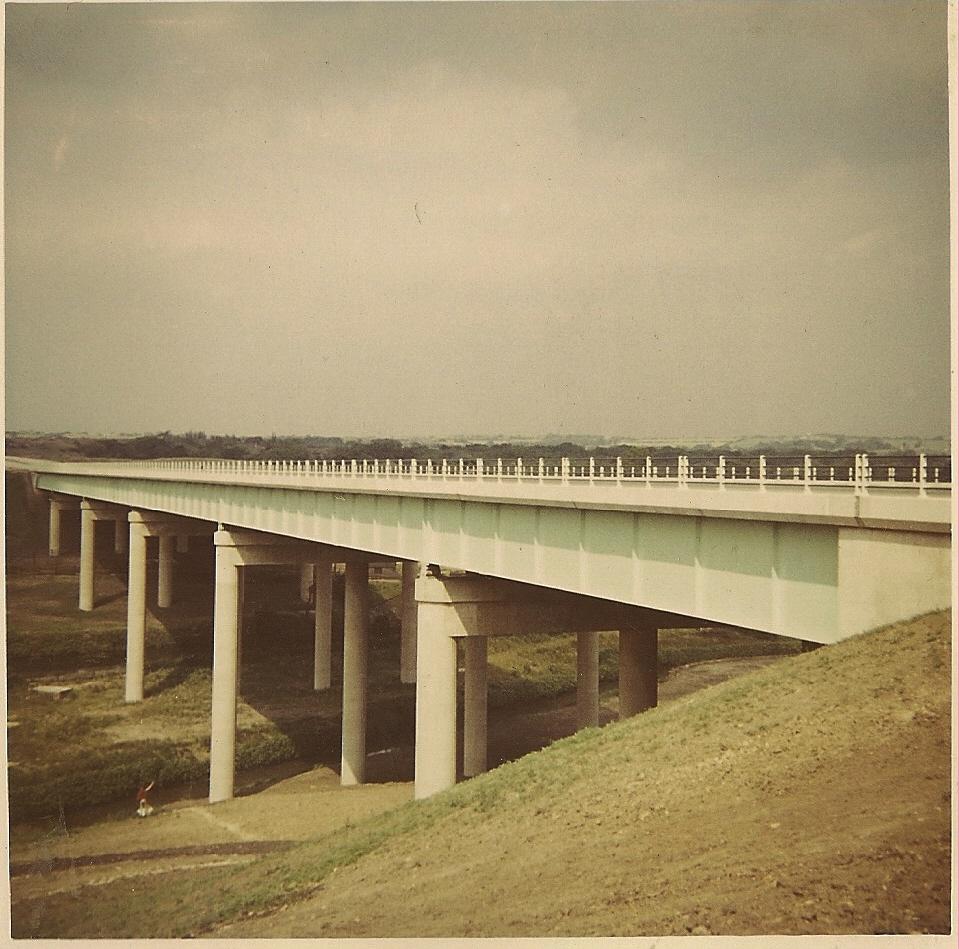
[219,612,952,937]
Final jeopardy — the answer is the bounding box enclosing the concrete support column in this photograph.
[300,562,314,603]
[576,630,601,729]
[114,518,127,555]
[79,504,96,611]
[210,540,241,803]
[157,534,174,608]
[176,535,190,554]
[125,521,148,703]
[400,561,418,683]
[341,560,369,786]
[414,603,458,799]
[48,500,63,557]
[463,636,488,778]
[313,562,333,691]
[619,624,658,719]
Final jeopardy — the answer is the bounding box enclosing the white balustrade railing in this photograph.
[81,452,952,491]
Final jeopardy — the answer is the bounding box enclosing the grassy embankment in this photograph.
[10,610,951,938]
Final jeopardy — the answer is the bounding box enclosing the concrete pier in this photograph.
[204,527,331,802]
[576,630,600,729]
[48,499,64,557]
[341,560,369,785]
[463,636,488,777]
[79,503,96,611]
[125,519,148,703]
[619,624,658,718]
[210,535,240,803]
[414,602,458,800]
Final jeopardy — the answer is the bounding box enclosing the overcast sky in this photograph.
[4,1,952,440]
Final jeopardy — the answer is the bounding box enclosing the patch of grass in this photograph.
[9,738,206,825]
[5,572,214,675]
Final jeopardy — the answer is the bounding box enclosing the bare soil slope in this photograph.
[221,611,953,937]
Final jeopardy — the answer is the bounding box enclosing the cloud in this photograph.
[3,2,950,438]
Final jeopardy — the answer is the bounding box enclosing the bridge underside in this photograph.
[37,472,952,645]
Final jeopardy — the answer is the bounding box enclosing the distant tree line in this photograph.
[4,430,947,464]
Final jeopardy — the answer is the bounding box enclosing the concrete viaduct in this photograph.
[8,453,952,802]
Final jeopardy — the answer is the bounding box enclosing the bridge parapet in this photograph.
[9,451,953,487]
[10,453,951,534]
